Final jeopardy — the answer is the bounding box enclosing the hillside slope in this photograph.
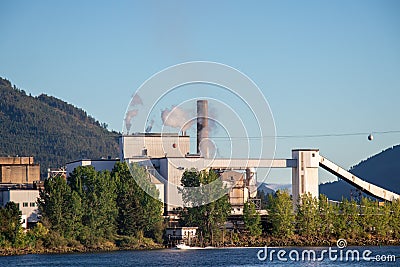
[320,145,400,200]
[0,77,119,178]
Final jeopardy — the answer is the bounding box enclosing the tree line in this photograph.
[2,165,400,251]
[0,163,164,252]
[178,169,400,246]
[0,201,49,250]
[265,190,400,245]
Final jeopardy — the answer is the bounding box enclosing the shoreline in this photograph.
[0,244,164,257]
[2,239,399,257]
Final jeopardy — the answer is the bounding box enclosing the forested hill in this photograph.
[0,77,119,178]
[320,144,400,200]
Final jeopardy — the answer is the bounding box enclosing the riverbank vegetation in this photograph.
[0,163,164,255]
[197,190,400,247]
[177,170,400,247]
[2,165,400,255]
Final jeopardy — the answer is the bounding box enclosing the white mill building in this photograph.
[119,100,399,215]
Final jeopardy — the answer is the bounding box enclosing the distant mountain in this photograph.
[320,145,400,201]
[258,183,292,195]
[0,77,119,178]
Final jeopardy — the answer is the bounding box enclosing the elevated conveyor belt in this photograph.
[319,155,399,202]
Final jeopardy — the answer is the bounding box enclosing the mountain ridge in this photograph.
[320,145,400,200]
[257,146,400,201]
[0,77,119,178]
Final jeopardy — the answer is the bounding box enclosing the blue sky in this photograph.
[1,0,399,184]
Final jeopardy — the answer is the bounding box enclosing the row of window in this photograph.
[171,231,196,236]
[21,202,37,207]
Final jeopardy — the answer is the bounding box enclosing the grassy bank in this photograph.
[0,237,163,256]
[2,235,399,256]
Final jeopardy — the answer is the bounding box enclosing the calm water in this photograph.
[1,246,399,266]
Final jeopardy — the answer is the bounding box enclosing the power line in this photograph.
[276,130,400,139]
[187,130,400,140]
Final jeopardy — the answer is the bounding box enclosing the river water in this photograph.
[0,246,399,266]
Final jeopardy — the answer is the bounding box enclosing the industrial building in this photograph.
[65,100,269,215]
[0,189,40,228]
[64,99,400,218]
[118,99,400,216]
[165,226,198,247]
[0,156,41,228]
[119,133,190,159]
[119,100,260,215]
[0,156,40,184]
[220,171,248,215]
[65,158,120,177]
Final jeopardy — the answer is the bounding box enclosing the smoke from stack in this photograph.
[124,94,143,133]
[159,100,216,157]
[161,106,193,133]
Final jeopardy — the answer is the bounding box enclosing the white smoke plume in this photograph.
[161,106,193,132]
[207,105,218,134]
[124,94,143,133]
[131,93,143,105]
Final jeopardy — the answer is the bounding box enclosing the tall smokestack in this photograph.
[197,100,209,157]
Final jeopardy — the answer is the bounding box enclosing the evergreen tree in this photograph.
[243,201,262,238]
[359,197,375,238]
[0,202,22,246]
[374,201,391,238]
[112,162,163,241]
[296,193,320,238]
[38,175,82,239]
[336,198,361,239]
[390,199,400,239]
[267,190,295,238]
[318,194,336,239]
[65,190,83,239]
[38,163,164,246]
[68,166,117,245]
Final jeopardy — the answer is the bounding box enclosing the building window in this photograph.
[30,202,36,207]
[23,202,28,207]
